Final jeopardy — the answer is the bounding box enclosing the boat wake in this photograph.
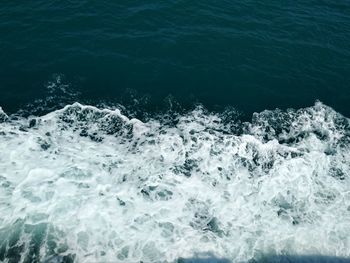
[0,101,349,262]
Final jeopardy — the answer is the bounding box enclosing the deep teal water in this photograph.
[0,1,350,116]
[2,2,350,262]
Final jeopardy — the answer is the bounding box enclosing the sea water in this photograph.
[0,98,349,262]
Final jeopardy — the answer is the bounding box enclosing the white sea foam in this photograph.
[0,102,349,262]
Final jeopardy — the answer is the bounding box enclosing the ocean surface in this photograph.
[0,1,350,263]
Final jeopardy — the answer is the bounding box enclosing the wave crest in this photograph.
[0,102,349,262]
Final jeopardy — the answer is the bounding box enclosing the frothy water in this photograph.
[0,102,349,262]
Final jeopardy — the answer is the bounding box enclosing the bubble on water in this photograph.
[0,102,349,262]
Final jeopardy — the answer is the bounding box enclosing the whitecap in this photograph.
[0,102,349,262]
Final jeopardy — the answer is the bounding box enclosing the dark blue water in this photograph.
[1,1,350,116]
[1,2,350,263]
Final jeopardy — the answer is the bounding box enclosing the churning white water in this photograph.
[0,102,349,262]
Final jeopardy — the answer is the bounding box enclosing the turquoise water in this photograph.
[1,1,350,263]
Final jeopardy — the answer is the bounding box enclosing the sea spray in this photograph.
[0,102,349,262]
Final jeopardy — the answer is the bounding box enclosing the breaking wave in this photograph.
[0,102,349,262]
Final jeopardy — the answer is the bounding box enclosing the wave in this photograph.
[0,102,349,262]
